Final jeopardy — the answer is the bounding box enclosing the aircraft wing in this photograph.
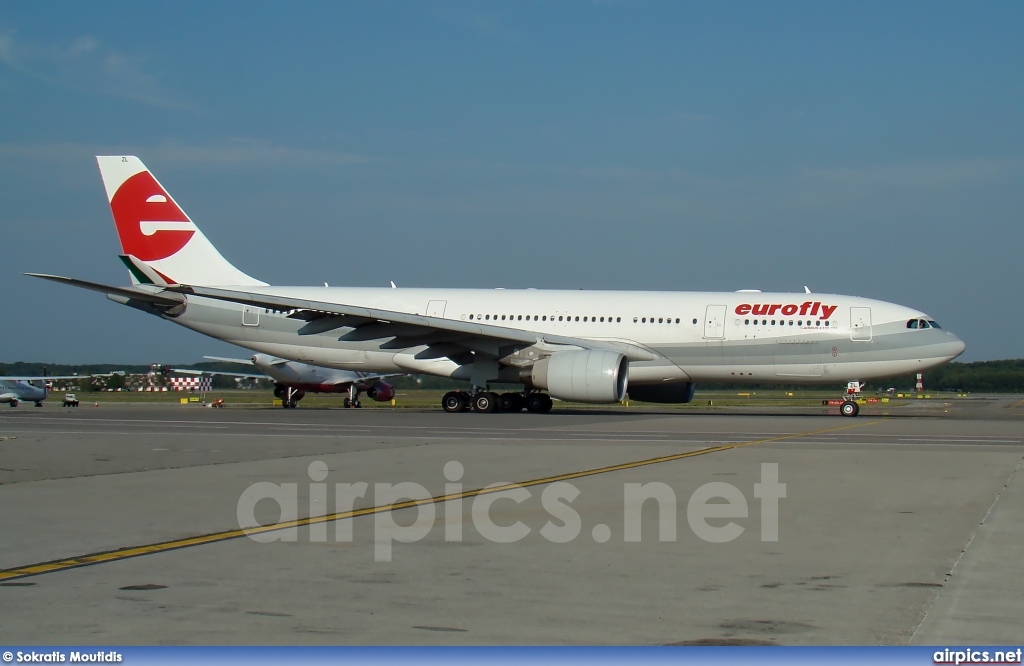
[202,356,257,366]
[171,368,267,380]
[0,375,85,381]
[167,285,657,361]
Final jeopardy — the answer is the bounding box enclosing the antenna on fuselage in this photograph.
[804,286,812,294]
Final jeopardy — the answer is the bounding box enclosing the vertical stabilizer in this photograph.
[97,156,266,286]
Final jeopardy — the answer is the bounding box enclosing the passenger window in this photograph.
[745,319,749,325]
[692,318,698,324]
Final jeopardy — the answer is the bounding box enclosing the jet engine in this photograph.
[365,381,395,402]
[530,350,628,403]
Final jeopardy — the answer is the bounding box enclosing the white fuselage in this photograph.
[0,380,48,406]
[165,286,965,387]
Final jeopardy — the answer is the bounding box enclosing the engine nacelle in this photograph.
[530,350,628,403]
[365,382,395,402]
[627,382,697,404]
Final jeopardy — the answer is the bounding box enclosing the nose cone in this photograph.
[945,333,966,360]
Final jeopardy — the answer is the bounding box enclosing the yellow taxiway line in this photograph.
[0,418,887,582]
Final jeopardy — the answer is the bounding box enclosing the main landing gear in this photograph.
[274,385,306,409]
[343,384,362,409]
[441,390,553,414]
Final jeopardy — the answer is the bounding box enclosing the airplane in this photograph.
[0,375,83,407]
[28,156,966,417]
[172,354,397,408]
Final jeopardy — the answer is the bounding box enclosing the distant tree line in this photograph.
[875,359,1024,394]
[3,359,1022,394]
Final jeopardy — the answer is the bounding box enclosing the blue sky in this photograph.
[1,1,1021,363]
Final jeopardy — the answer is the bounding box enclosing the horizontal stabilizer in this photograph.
[26,273,186,307]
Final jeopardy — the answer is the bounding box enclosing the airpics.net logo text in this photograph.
[236,461,787,561]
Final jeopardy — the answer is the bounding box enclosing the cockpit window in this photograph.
[907,318,934,329]
[928,320,941,329]
[906,319,919,329]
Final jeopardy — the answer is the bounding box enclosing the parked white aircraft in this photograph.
[29,156,965,416]
[174,354,397,408]
[0,375,82,407]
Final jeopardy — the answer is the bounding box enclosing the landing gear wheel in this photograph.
[526,393,553,413]
[473,391,498,413]
[353,400,361,408]
[498,393,524,412]
[840,400,860,417]
[344,398,351,408]
[442,391,467,413]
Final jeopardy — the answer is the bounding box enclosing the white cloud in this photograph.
[0,28,193,111]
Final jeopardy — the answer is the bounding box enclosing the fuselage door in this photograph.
[703,304,727,339]
[850,307,872,341]
[426,300,447,318]
[242,305,261,327]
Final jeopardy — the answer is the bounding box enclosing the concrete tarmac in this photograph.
[0,398,1022,645]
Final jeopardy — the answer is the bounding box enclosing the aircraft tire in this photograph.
[497,393,517,412]
[840,400,859,417]
[473,392,498,413]
[526,394,552,414]
[442,391,466,413]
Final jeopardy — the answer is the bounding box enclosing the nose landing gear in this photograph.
[840,381,863,417]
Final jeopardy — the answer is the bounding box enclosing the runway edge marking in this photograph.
[0,418,888,582]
